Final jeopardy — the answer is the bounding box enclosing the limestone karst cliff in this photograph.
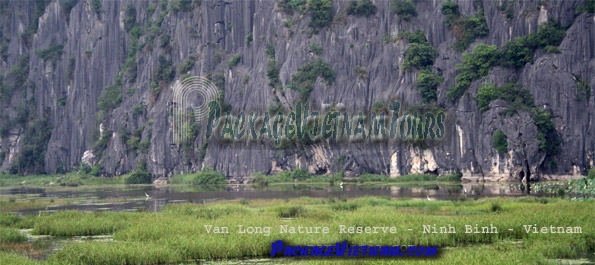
[0,0,593,182]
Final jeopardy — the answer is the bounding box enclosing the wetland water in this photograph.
[2,182,540,214]
[1,181,593,265]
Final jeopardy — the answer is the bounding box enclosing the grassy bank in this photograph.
[0,196,593,264]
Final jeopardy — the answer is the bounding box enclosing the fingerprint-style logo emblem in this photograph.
[172,76,218,145]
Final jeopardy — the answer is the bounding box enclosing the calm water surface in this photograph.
[0,182,547,214]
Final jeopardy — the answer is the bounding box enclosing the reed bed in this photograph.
[32,211,141,236]
[0,227,27,244]
[0,196,591,264]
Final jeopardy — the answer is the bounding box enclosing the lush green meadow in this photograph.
[0,196,593,264]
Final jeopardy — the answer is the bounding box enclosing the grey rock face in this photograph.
[0,0,593,182]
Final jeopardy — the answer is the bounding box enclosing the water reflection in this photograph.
[0,182,550,214]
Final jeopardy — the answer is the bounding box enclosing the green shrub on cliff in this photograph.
[416,69,443,103]
[447,44,499,101]
[390,0,417,21]
[36,44,64,68]
[307,0,334,29]
[493,130,508,154]
[502,21,565,69]
[346,0,376,17]
[441,1,488,51]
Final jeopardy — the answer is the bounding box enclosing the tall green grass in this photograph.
[0,252,40,265]
[33,211,139,236]
[0,212,22,227]
[0,227,27,243]
[1,196,592,264]
[46,241,181,265]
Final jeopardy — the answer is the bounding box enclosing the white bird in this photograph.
[427,195,434,201]
[339,182,343,189]
[145,192,150,198]
[464,188,467,194]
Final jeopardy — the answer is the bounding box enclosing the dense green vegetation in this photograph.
[266,60,282,91]
[372,100,386,113]
[575,77,591,100]
[402,42,438,70]
[492,129,508,154]
[447,21,566,102]
[307,0,334,29]
[265,44,281,91]
[227,54,241,69]
[502,21,565,69]
[12,118,52,174]
[447,44,499,101]
[265,43,275,60]
[441,1,488,51]
[124,4,136,32]
[289,58,334,101]
[477,82,534,114]
[309,41,323,55]
[245,32,253,46]
[153,55,175,83]
[533,108,560,157]
[577,0,595,13]
[292,58,335,85]
[398,30,442,104]
[36,44,64,68]
[251,168,312,185]
[192,166,226,185]
[97,84,122,113]
[416,69,443,103]
[171,0,196,12]
[277,0,333,31]
[533,177,595,197]
[0,227,27,244]
[345,0,376,17]
[390,0,417,21]
[277,0,307,15]
[1,196,594,264]
[126,169,150,185]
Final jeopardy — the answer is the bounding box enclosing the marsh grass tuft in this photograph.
[276,205,306,218]
[0,227,27,244]
[490,202,503,212]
